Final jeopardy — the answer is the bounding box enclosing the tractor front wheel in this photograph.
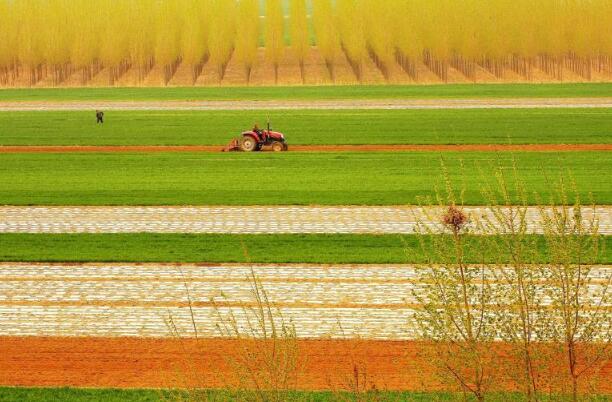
[271,141,285,152]
[240,136,258,152]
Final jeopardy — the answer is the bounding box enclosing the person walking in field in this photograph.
[96,110,104,124]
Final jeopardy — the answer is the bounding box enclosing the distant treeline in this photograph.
[0,0,610,85]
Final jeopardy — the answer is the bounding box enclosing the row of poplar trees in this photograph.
[0,0,610,85]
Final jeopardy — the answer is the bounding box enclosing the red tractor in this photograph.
[223,123,288,152]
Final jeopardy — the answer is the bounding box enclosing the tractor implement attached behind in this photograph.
[222,138,241,152]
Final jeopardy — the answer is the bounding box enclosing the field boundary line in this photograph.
[1,261,610,269]
[0,144,611,153]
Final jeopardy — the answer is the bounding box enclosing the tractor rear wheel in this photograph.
[271,141,285,152]
[240,136,258,152]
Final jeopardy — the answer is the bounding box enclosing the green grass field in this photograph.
[1,387,607,402]
[0,388,159,402]
[1,233,609,264]
[0,83,611,102]
[1,108,610,146]
[0,152,608,205]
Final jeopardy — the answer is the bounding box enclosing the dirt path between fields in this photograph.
[0,144,610,153]
[1,206,610,235]
[0,337,609,391]
[0,97,611,111]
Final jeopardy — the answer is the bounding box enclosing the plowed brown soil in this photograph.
[0,337,610,392]
[0,144,610,153]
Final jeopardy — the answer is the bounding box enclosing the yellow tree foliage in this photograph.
[312,0,340,66]
[0,0,610,86]
[128,0,155,77]
[207,0,236,78]
[98,0,131,83]
[421,0,452,61]
[290,0,310,67]
[15,1,45,72]
[70,0,101,70]
[154,0,181,83]
[336,0,368,75]
[180,0,210,68]
[449,0,480,60]
[392,0,423,60]
[598,0,612,57]
[235,0,260,79]
[155,1,180,67]
[363,0,395,67]
[41,0,72,69]
[265,0,285,76]
[476,0,508,61]
[0,1,17,71]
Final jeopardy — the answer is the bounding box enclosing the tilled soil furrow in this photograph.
[0,337,610,392]
[0,144,610,153]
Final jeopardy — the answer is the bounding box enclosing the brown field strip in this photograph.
[0,337,609,392]
[0,144,610,153]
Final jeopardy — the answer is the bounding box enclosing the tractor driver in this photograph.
[253,123,262,135]
[253,123,266,141]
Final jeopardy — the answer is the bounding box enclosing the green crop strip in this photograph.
[0,234,609,264]
[0,152,609,205]
[1,108,610,146]
[0,83,611,101]
[0,387,608,402]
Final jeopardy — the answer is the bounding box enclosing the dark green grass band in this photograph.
[1,234,609,264]
[0,152,609,205]
[1,109,610,146]
[0,387,608,402]
[0,83,611,101]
